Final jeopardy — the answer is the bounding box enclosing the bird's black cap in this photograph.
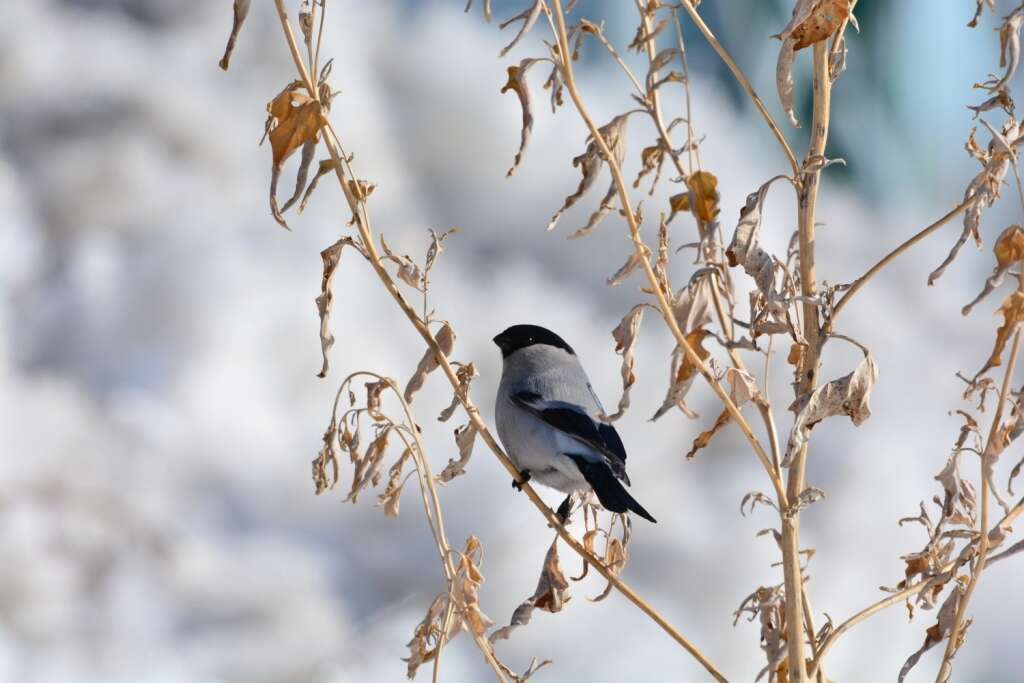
[493,324,575,358]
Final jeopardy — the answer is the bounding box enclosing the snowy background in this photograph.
[2,0,1023,681]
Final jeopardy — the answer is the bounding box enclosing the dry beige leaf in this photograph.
[498,0,544,58]
[438,362,477,422]
[501,59,541,177]
[265,81,324,229]
[607,246,651,287]
[963,224,1024,315]
[405,323,456,403]
[489,537,570,643]
[898,582,967,682]
[975,290,1024,379]
[453,536,494,637]
[740,491,779,516]
[548,114,628,233]
[219,0,251,71]
[651,329,710,421]
[981,8,1024,92]
[345,426,391,503]
[671,275,715,333]
[315,237,363,378]
[438,422,478,483]
[930,118,1019,285]
[380,235,423,290]
[312,417,339,495]
[377,447,412,518]
[968,87,1015,118]
[775,0,851,127]
[602,305,645,422]
[727,177,788,296]
[589,535,629,602]
[725,367,768,408]
[784,351,878,465]
[403,592,454,678]
[298,159,339,212]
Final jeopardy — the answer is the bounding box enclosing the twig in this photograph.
[832,199,972,318]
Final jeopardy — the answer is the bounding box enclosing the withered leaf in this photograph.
[299,159,340,212]
[601,305,645,422]
[930,119,1019,285]
[784,351,878,465]
[775,0,851,126]
[438,362,477,423]
[727,177,789,296]
[316,237,364,378]
[686,409,730,459]
[380,235,423,290]
[405,323,456,403]
[377,447,412,518]
[975,290,1024,379]
[498,0,544,58]
[668,171,720,225]
[312,417,339,495]
[651,329,710,421]
[437,422,478,483]
[489,537,570,643]
[963,225,1024,315]
[219,0,251,71]
[265,81,324,229]
[548,114,628,233]
[501,59,541,177]
[607,246,651,287]
[453,536,494,637]
[345,426,391,503]
[898,584,966,682]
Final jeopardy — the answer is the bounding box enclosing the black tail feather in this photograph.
[566,454,657,523]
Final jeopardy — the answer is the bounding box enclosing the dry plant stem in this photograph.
[806,495,1024,679]
[676,0,799,177]
[832,199,971,318]
[935,321,1024,681]
[550,0,786,514]
[269,4,725,678]
[781,41,832,683]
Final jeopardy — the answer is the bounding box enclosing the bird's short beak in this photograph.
[492,332,508,351]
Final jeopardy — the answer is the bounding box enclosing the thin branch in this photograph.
[832,199,972,318]
[675,0,799,176]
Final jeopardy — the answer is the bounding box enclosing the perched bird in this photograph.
[493,324,656,523]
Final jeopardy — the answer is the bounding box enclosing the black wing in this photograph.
[511,391,630,483]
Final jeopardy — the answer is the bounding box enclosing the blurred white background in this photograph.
[2,0,1023,681]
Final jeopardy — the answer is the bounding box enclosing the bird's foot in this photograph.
[512,469,531,491]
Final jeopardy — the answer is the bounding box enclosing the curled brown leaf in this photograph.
[405,323,456,403]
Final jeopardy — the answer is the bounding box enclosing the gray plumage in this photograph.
[493,324,656,523]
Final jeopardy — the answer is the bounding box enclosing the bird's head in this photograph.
[493,324,575,358]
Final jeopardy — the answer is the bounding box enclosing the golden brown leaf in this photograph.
[977,290,1024,378]
[265,82,324,229]
[686,409,730,460]
[791,0,850,50]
